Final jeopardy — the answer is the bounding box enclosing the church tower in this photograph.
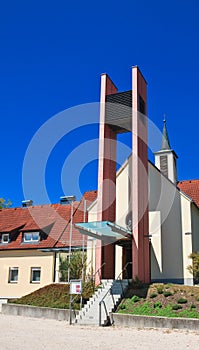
[154,119,178,184]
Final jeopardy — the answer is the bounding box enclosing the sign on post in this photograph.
[69,279,82,325]
[70,280,82,295]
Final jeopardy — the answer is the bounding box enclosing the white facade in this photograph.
[87,156,199,285]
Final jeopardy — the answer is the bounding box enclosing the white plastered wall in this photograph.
[87,201,97,277]
[180,193,193,285]
[87,154,198,285]
[191,203,199,253]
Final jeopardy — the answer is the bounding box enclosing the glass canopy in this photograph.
[75,221,132,241]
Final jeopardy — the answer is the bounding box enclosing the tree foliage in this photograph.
[0,198,12,209]
[187,252,199,283]
[59,251,87,282]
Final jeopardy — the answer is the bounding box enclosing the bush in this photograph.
[132,277,145,289]
[187,252,199,283]
[119,304,126,310]
[165,284,171,289]
[157,286,164,294]
[150,293,157,299]
[177,298,187,304]
[163,291,172,297]
[154,301,162,309]
[172,304,182,310]
[60,251,87,281]
[190,304,196,309]
[131,295,141,303]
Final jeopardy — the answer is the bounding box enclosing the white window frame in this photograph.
[23,231,40,243]
[30,267,41,283]
[9,267,19,283]
[1,233,10,244]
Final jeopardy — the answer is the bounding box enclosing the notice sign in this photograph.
[70,280,82,295]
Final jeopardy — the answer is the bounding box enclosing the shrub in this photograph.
[154,301,162,309]
[187,252,199,283]
[60,251,87,281]
[131,295,141,303]
[165,284,171,289]
[157,286,164,294]
[119,304,126,310]
[190,304,196,309]
[163,291,172,297]
[150,293,157,299]
[132,277,145,289]
[172,304,182,310]
[177,298,187,304]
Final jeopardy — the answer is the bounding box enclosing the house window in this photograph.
[23,231,40,243]
[1,233,9,244]
[9,267,18,283]
[30,267,41,283]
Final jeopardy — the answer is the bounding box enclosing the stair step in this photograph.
[75,279,129,326]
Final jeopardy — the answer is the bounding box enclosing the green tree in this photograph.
[59,251,87,282]
[0,198,12,209]
[187,252,199,283]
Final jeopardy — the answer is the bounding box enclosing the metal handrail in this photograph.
[69,262,106,324]
[93,262,106,286]
[99,262,132,326]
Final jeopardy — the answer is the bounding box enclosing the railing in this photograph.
[69,262,106,325]
[92,262,106,288]
[99,262,132,326]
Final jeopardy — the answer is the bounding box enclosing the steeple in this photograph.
[161,118,171,150]
[154,118,178,184]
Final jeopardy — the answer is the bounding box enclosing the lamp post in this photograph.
[61,195,76,284]
[82,199,86,282]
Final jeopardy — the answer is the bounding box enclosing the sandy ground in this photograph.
[0,314,199,350]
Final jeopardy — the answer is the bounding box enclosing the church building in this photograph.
[76,66,199,286]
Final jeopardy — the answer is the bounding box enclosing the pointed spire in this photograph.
[161,116,171,150]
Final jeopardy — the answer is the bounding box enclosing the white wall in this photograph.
[191,203,199,253]
[180,193,193,285]
[116,157,131,228]
[87,154,199,285]
[149,162,184,282]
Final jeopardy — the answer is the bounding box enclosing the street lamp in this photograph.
[60,195,76,283]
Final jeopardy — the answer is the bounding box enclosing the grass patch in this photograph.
[131,295,141,303]
[10,282,94,310]
[117,283,199,319]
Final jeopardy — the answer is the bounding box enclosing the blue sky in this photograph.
[0,0,199,207]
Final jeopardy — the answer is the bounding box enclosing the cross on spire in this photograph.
[161,116,171,150]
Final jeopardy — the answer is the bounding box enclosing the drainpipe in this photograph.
[54,252,60,283]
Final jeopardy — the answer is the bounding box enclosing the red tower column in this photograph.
[96,74,117,282]
[132,66,150,283]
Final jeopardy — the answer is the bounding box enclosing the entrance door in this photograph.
[122,241,132,279]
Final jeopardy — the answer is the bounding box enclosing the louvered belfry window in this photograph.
[160,155,168,177]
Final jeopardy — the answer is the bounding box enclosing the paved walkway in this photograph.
[0,314,199,350]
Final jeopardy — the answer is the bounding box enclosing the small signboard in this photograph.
[70,279,82,295]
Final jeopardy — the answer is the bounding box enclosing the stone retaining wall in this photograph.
[1,303,77,322]
[113,313,199,331]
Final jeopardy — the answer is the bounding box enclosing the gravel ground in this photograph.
[0,314,199,350]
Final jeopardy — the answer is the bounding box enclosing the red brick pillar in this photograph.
[96,74,117,282]
[132,66,150,283]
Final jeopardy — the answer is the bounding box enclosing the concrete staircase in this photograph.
[75,279,129,326]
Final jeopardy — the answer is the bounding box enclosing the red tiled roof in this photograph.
[0,190,97,251]
[178,180,199,208]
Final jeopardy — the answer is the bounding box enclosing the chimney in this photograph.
[60,196,76,205]
[22,200,33,207]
